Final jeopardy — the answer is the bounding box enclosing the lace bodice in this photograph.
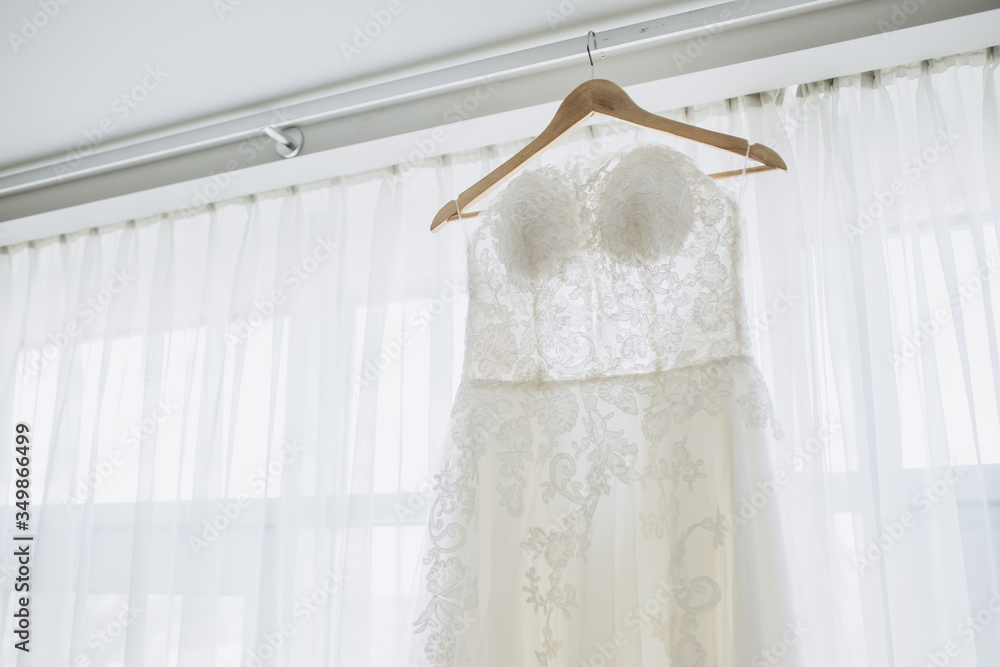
[463,143,754,383]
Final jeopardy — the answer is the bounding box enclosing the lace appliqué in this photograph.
[410,144,786,667]
[412,360,782,666]
[463,144,754,384]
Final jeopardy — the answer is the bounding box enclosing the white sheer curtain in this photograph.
[1,46,998,666]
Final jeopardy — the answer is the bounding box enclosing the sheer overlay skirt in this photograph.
[401,356,797,667]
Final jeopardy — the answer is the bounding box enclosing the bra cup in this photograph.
[489,167,585,287]
[486,145,716,280]
[591,146,698,267]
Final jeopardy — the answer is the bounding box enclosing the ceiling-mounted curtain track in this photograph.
[0,0,842,198]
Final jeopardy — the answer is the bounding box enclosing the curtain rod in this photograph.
[0,0,840,198]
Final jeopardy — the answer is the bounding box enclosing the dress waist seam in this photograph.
[460,353,758,387]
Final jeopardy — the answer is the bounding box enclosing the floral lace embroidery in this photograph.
[638,434,729,667]
[461,144,755,385]
[410,144,784,666]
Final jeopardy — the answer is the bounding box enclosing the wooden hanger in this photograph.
[430,78,786,232]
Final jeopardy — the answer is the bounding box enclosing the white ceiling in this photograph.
[0,0,709,172]
[0,0,997,246]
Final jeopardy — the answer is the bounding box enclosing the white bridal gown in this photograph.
[404,144,797,667]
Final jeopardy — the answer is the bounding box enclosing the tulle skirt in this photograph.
[400,356,800,667]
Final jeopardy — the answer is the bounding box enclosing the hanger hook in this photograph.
[586,31,597,79]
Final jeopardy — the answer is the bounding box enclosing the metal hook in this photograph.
[263,126,303,158]
[586,31,597,79]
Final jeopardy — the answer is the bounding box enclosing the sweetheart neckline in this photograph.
[472,142,739,230]
[465,141,752,282]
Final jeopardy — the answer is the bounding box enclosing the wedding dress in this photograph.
[404,144,797,667]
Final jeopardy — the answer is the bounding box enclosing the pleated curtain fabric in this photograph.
[0,46,998,667]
